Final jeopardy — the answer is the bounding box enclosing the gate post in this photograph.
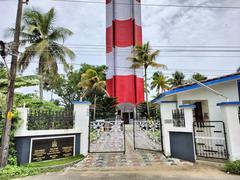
[73,101,91,156]
[218,102,240,161]
[160,101,177,156]
[15,108,29,136]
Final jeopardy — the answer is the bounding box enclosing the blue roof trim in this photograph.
[217,101,240,106]
[160,101,177,104]
[152,73,240,103]
[179,104,196,109]
[72,101,91,105]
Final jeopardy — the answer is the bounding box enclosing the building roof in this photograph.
[152,72,240,103]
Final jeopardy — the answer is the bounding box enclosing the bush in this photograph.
[0,165,43,180]
[224,160,240,175]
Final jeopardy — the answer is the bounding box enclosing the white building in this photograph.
[152,72,240,162]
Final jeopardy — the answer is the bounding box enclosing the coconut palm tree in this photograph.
[192,73,207,81]
[79,69,108,120]
[129,42,166,117]
[151,71,170,95]
[170,71,185,88]
[17,8,75,99]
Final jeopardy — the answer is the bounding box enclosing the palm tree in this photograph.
[129,42,166,117]
[192,73,207,81]
[151,71,170,95]
[170,71,185,88]
[79,69,108,120]
[17,8,75,100]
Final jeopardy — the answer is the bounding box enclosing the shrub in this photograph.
[224,160,240,175]
[0,165,43,180]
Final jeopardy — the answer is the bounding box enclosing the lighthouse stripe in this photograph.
[134,0,142,26]
[106,2,113,28]
[106,21,142,53]
[107,76,144,104]
[107,47,144,79]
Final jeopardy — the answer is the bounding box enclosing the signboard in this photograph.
[30,135,75,163]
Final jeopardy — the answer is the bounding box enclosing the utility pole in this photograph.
[0,0,28,167]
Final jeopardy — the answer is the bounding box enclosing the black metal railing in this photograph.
[27,109,74,130]
[172,109,185,127]
[193,121,228,160]
[238,106,240,123]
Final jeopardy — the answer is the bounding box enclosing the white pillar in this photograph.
[160,102,177,156]
[73,101,91,156]
[179,104,195,132]
[218,102,240,161]
[15,108,28,136]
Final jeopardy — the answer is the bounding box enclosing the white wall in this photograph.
[220,104,240,161]
[162,80,239,121]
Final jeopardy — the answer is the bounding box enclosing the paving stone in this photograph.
[75,124,189,170]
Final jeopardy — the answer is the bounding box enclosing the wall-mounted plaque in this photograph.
[30,135,75,163]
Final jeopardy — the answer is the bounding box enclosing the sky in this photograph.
[0,0,240,99]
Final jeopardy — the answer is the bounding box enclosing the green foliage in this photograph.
[129,42,166,103]
[0,165,43,180]
[26,154,84,168]
[95,96,117,120]
[0,66,38,94]
[224,160,240,175]
[0,155,84,180]
[192,73,207,81]
[14,93,63,111]
[0,93,6,111]
[18,8,75,76]
[0,111,22,166]
[169,71,185,88]
[151,71,170,95]
[44,64,107,106]
[137,102,160,119]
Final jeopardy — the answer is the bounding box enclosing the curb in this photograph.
[36,158,84,171]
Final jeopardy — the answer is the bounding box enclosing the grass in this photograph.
[27,154,84,168]
[224,160,240,175]
[0,155,84,180]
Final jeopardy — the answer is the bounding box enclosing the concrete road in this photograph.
[20,164,240,180]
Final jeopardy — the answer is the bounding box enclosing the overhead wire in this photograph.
[52,0,240,10]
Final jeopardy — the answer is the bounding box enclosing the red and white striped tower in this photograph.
[106,0,144,106]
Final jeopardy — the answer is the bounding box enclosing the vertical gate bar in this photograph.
[193,122,198,158]
[133,118,136,150]
[222,121,229,160]
[160,118,164,153]
[123,121,126,154]
[88,119,91,153]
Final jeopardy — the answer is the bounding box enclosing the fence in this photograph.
[193,121,228,160]
[27,109,74,130]
[172,109,185,127]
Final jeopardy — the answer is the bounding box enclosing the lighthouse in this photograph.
[106,0,144,123]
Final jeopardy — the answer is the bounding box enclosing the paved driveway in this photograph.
[76,125,182,170]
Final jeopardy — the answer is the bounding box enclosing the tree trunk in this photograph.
[144,67,150,118]
[39,76,43,100]
[93,95,97,121]
[0,0,23,167]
